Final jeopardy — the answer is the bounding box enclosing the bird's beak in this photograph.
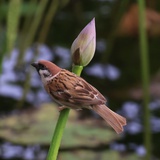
[31,62,39,69]
[31,62,40,73]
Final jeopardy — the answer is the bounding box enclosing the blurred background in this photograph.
[0,0,160,159]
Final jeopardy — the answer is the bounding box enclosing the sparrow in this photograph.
[31,60,126,134]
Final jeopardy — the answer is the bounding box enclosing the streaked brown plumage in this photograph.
[31,60,126,134]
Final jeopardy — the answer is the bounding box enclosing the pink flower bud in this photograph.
[71,18,96,66]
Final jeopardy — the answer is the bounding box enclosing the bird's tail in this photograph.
[92,105,126,134]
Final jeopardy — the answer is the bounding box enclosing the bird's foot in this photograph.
[76,108,82,111]
[58,106,68,112]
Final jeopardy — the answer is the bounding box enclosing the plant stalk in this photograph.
[46,65,83,160]
[137,0,151,160]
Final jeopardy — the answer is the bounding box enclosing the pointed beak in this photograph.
[31,62,39,69]
[31,62,40,73]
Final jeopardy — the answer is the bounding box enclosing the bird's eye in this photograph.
[39,64,46,70]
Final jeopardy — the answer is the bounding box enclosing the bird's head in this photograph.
[31,60,61,79]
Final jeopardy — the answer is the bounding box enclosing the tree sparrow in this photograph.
[31,60,126,134]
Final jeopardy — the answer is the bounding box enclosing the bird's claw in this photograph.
[58,106,68,112]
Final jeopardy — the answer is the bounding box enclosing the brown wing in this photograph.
[47,69,106,107]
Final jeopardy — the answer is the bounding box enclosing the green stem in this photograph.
[7,0,22,55]
[137,0,151,160]
[46,65,83,160]
[72,65,83,76]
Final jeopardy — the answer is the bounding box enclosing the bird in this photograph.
[31,60,126,134]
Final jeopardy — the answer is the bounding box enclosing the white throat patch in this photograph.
[39,69,60,86]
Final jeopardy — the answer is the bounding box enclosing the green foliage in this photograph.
[1,0,160,159]
[0,103,117,146]
[59,151,141,160]
[7,0,22,55]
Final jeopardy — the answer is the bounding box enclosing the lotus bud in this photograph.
[71,18,96,66]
